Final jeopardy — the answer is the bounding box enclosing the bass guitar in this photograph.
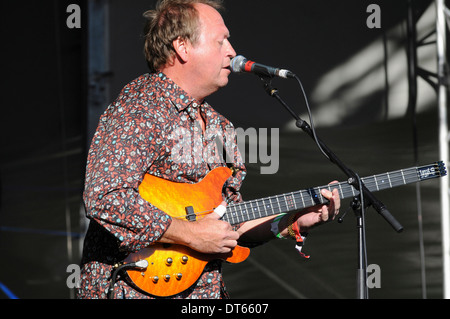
[124,161,446,297]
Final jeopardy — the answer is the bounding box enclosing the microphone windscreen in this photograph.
[230,55,247,73]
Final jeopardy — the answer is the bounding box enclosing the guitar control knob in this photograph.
[166,258,173,266]
[152,276,159,283]
[181,256,188,264]
[176,273,183,280]
[164,274,171,281]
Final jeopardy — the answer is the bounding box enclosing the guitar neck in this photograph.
[222,161,446,226]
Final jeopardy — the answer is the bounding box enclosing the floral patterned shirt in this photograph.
[77,72,246,299]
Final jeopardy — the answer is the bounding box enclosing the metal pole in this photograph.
[436,0,450,299]
[88,0,111,143]
[80,0,111,261]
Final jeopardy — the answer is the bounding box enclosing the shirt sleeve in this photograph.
[220,120,247,205]
[83,98,172,253]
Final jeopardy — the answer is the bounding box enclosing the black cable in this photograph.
[108,260,148,299]
[292,74,330,161]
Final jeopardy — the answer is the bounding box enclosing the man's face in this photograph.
[187,4,236,98]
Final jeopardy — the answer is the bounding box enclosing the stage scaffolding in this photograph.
[407,0,449,299]
[436,0,449,299]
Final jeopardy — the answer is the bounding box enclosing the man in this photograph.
[77,0,340,299]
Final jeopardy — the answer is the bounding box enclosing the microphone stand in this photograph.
[259,76,403,299]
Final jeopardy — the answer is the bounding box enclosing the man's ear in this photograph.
[172,36,189,63]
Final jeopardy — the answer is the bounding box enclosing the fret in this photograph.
[338,183,348,198]
[237,206,243,224]
[306,189,314,206]
[314,188,320,203]
[362,174,380,192]
[387,172,400,187]
[299,190,309,206]
[291,192,298,211]
[374,175,380,191]
[275,196,282,214]
[265,197,274,216]
[243,202,250,221]
[269,196,279,215]
[269,197,275,214]
[283,194,288,211]
[404,168,414,183]
[279,195,285,212]
[400,169,406,185]
[260,198,269,218]
[249,201,256,220]
[284,193,294,212]
[299,190,306,209]
[279,196,284,212]
[397,170,408,186]
[228,204,237,224]
[255,199,262,218]
[232,205,239,224]
[281,195,288,212]
[318,188,325,204]
[402,168,414,184]
[291,192,302,210]
[255,200,262,218]
[377,173,389,191]
[226,205,235,225]
[246,201,252,221]
[386,171,393,188]
[338,183,345,199]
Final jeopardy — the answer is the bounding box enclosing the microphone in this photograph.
[230,55,295,79]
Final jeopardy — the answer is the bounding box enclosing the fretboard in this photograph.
[222,161,446,226]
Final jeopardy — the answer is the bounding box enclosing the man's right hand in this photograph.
[158,202,239,254]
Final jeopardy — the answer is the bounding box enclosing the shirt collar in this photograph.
[153,72,204,121]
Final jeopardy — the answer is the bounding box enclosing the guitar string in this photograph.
[223,168,434,224]
[229,171,420,210]
[228,175,416,216]
[225,170,426,224]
